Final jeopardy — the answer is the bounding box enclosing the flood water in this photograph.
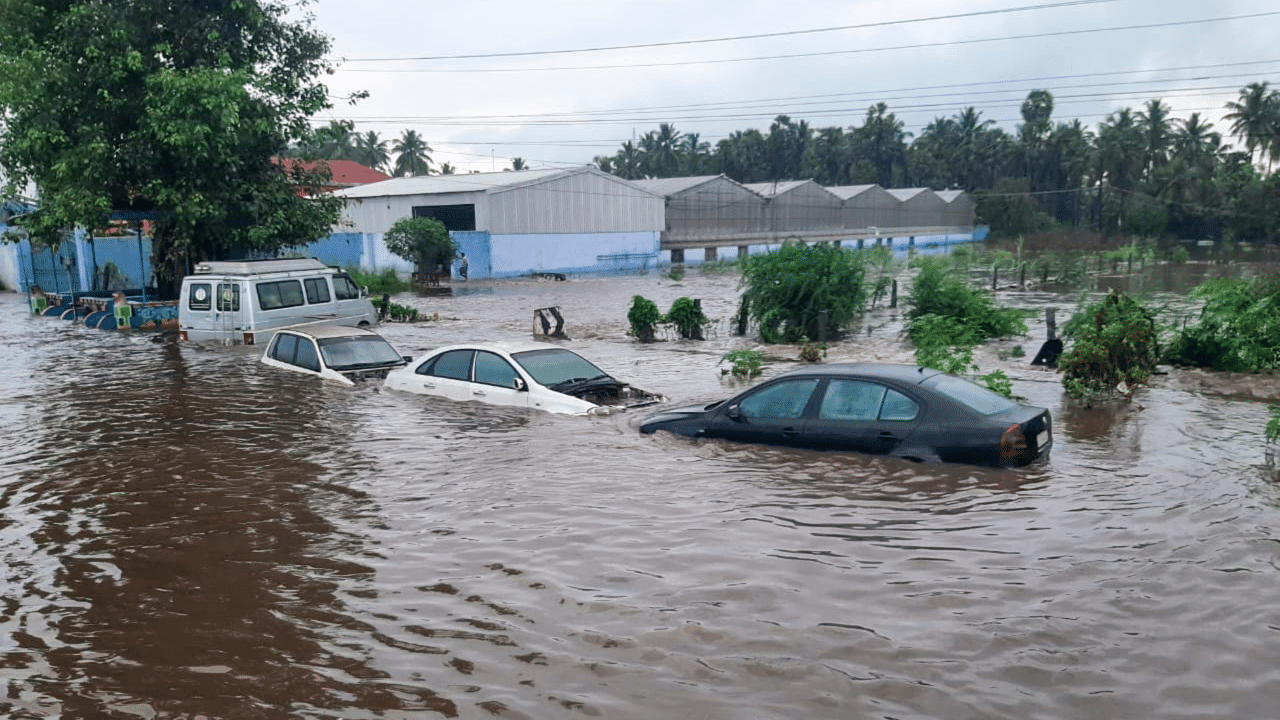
[2,266,1279,719]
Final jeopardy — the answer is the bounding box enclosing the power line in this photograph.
[337,12,1280,74]
[341,0,1125,63]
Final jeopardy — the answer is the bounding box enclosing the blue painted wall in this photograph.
[303,232,365,269]
[489,231,660,277]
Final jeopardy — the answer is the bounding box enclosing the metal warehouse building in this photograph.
[743,180,843,233]
[327,166,665,279]
[630,175,767,240]
[828,185,900,231]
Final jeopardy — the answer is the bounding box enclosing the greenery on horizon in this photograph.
[586,86,1280,243]
[0,0,344,294]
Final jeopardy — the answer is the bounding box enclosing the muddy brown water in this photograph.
[2,266,1279,719]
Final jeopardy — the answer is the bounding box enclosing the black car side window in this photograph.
[880,389,919,421]
[818,380,887,421]
[738,379,818,419]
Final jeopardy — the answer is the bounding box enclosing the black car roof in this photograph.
[777,362,945,385]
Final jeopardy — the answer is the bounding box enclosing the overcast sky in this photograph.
[304,0,1280,174]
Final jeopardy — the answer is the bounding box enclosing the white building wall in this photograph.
[0,240,19,291]
[489,231,660,277]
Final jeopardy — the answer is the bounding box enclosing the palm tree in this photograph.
[613,141,643,180]
[317,120,356,160]
[511,157,528,171]
[1224,82,1280,168]
[1137,99,1172,180]
[680,132,710,175]
[392,129,432,177]
[438,162,456,175]
[857,103,908,188]
[352,131,389,172]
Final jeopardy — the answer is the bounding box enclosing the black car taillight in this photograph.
[999,423,1029,465]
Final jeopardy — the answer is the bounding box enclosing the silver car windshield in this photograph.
[927,375,1018,415]
[511,349,610,387]
[318,335,403,371]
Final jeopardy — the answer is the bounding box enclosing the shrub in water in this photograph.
[739,242,866,343]
[1165,276,1280,373]
[628,295,662,342]
[665,297,709,340]
[1059,290,1160,400]
[906,257,1027,344]
[722,349,764,378]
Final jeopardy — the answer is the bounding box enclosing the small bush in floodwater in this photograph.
[665,297,709,340]
[907,257,1028,344]
[739,242,866,343]
[1267,405,1280,445]
[722,349,764,378]
[628,295,662,342]
[1059,290,1160,400]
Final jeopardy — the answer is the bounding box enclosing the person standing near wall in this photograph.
[457,252,468,280]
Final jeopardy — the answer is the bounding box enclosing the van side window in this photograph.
[188,283,212,311]
[217,283,240,312]
[304,277,331,304]
[257,280,305,310]
[333,275,361,300]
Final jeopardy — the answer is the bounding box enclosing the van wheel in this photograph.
[358,321,370,326]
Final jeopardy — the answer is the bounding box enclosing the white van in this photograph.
[178,258,378,344]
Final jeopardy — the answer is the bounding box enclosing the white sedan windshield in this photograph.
[319,336,403,370]
[512,349,610,387]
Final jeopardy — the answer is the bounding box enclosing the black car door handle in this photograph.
[878,431,899,440]
[782,427,798,436]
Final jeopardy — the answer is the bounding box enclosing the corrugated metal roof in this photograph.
[826,185,880,200]
[885,188,931,201]
[742,180,816,198]
[630,176,725,196]
[935,190,965,203]
[336,168,569,198]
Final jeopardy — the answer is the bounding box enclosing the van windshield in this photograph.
[318,335,404,371]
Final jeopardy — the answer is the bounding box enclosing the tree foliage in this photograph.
[906,257,1028,343]
[383,217,456,278]
[627,295,662,342]
[1059,291,1160,400]
[0,0,342,291]
[1165,276,1280,372]
[738,242,866,343]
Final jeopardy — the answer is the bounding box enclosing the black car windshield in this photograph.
[511,348,611,387]
[318,335,403,370]
[926,374,1018,415]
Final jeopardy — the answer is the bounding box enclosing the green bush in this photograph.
[1268,405,1279,444]
[1059,290,1160,400]
[667,265,685,281]
[628,295,662,342]
[738,242,866,343]
[347,267,412,296]
[798,337,828,362]
[722,349,764,378]
[665,297,709,340]
[1165,276,1280,372]
[383,217,457,280]
[906,257,1028,343]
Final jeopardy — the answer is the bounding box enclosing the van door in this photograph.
[181,279,217,339]
[331,272,377,326]
[215,281,245,339]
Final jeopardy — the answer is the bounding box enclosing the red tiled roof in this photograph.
[276,158,391,187]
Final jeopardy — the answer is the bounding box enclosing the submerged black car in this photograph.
[640,363,1052,467]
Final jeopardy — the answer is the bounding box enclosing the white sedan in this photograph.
[261,325,410,385]
[384,341,661,415]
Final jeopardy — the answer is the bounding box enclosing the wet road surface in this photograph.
[1,266,1279,719]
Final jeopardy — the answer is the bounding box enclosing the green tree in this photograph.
[738,242,866,343]
[352,130,390,172]
[393,129,432,176]
[0,0,341,292]
[1059,291,1160,400]
[383,217,457,281]
[510,157,528,171]
[1224,82,1280,168]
